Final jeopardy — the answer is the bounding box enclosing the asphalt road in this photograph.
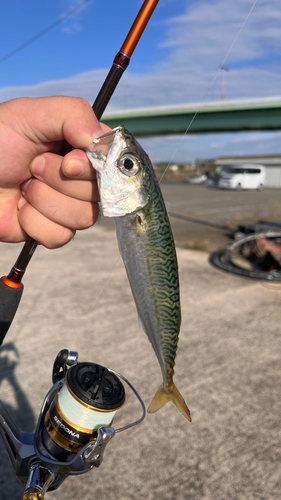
[100,184,281,251]
[0,220,280,500]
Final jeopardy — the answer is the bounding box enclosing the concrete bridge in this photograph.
[103,98,281,137]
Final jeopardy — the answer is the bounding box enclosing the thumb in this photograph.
[8,96,106,149]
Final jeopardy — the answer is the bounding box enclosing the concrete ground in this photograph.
[0,222,280,500]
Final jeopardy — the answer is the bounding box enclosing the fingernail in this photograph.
[94,126,107,139]
[18,197,27,210]
[64,158,85,177]
[30,155,45,177]
[21,178,32,194]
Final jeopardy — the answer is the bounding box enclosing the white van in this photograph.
[218,164,266,190]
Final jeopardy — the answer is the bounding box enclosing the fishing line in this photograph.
[94,255,120,305]
[82,0,260,328]
[0,0,91,64]
[72,248,121,345]
[159,0,259,184]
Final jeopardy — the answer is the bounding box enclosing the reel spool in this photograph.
[44,362,125,458]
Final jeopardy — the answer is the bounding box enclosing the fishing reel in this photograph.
[0,349,145,499]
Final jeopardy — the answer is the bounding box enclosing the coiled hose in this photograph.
[209,231,281,281]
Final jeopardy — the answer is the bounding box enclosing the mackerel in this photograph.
[87,126,191,421]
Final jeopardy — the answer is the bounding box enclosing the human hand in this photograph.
[0,96,110,248]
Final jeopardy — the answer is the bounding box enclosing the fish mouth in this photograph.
[86,126,126,153]
[86,126,128,174]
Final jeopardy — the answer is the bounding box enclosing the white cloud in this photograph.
[1,0,281,161]
[2,0,281,107]
[161,0,281,65]
[140,131,281,163]
[60,0,91,34]
[0,69,107,104]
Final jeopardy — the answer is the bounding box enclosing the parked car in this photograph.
[218,164,266,190]
[189,173,207,184]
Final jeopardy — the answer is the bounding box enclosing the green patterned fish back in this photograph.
[142,156,181,379]
[120,128,181,380]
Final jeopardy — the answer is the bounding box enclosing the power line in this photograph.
[0,0,91,64]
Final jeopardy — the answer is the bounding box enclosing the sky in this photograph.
[1,0,281,162]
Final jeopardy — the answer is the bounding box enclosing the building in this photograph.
[215,156,281,187]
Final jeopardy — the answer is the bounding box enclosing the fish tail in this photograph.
[147,383,191,422]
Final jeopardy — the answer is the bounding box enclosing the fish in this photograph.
[86,126,191,422]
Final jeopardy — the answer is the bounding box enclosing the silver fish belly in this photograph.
[87,126,191,422]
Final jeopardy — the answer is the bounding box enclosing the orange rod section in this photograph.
[2,276,23,289]
[120,0,160,58]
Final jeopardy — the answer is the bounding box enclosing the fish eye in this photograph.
[118,154,139,176]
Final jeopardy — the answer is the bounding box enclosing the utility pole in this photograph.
[219,65,230,99]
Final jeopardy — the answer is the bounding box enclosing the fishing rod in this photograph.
[0,1,160,498]
[0,0,160,346]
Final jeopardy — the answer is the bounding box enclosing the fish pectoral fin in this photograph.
[138,314,145,332]
[147,383,191,422]
[165,201,170,214]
